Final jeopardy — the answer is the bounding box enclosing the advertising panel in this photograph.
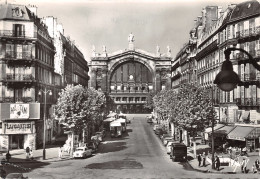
[10,104,29,119]
[4,122,32,134]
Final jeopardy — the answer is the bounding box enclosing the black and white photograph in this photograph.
[0,0,259,178]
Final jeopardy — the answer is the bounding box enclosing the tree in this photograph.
[54,85,105,149]
[152,84,217,157]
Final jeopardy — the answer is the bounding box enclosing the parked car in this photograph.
[163,137,175,146]
[170,143,187,162]
[166,141,174,154]
[155,128,167,136]
[161,134,172,141]
[73,147,92,159]
[6,173,28,179]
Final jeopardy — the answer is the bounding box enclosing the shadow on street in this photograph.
[2,158,50,175]
[85,158,143,170]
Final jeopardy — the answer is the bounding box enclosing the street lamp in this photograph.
[214,47,260,91]
[38,87,52,160]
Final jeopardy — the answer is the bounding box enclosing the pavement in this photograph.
[187,144,260,174]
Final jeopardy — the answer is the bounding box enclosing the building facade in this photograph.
[0,4,57,150]
[42,16,89,88]
[172,0,260,148]
[89,34,172,113]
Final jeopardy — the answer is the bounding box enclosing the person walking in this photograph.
[252,164,257,173]
[25,146,30,160]
[255,159,260,170]
[197,154,202,167]
[241,158,247,173]
[202,152,206,167]
[215,156,220,171]
[30,149,34,160]
[58,147,63,159]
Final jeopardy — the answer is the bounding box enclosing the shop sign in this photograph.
[4,122,32,134]
[10,104,29,119]
[227,135,245,141]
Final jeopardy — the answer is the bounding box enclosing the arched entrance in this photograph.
[109,60,153,114]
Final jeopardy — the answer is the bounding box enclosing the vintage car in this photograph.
[73,147,92,159]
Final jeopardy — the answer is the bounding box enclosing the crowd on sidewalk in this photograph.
[188,145,260,174]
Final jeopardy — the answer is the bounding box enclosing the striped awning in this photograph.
[227,126,255,141]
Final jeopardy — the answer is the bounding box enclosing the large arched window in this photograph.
[110,61,152,84]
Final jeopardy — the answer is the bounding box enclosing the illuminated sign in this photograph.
[10,104,29,119]
[4,122,32,134]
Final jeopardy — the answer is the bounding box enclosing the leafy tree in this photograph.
[54,85,105,141]
[153,84,216,157]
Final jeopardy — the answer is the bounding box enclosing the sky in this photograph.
[11,0,248,61]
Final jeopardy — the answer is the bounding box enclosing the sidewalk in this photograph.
[1,146,72,164]
[187,144,260,174]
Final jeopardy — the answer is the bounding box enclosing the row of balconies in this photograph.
[236,27,260,39]
[236,98,260,106]
[0,97,34,103]
[5,74,35,81]
[0,30,37,39]
[114,101,146,104]
[4,51,34,59]
[111,89,149,93]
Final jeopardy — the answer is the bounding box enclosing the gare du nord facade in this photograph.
[89,35,172,114]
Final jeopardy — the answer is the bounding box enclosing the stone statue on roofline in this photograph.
[128,32,134,43]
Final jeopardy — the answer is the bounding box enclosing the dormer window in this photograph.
[12,7,24,18]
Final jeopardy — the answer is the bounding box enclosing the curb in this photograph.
[187,161,237,174]
[186,157,237,174]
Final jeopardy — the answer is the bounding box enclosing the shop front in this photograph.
[0,103,39,151]
[227,126,260,150]
[208,125,235,149]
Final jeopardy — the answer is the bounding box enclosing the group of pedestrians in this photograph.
[197,152,207,167]
[197,153,221,171]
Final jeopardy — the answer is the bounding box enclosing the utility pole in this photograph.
[211,86,215,169]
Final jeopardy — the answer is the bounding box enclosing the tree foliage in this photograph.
[54,85,105,133]
[153,84,216,136]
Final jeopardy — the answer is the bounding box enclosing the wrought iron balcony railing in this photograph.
[0,30,37,38]
[5,51,34,59]
[5,74,35,81]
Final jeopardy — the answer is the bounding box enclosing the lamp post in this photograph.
[38,87,52,160]
[214,47,259,91]
[211,86,215,169]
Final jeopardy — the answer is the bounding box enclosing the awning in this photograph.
[205,124,225,133]
[242,111,250,120]
[212,125,236,136]
[103,117,116,122]
[227,126,255,141]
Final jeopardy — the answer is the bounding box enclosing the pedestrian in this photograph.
[197,154,202,167]
[255,159,260,170]
[25,146,30,160]
[30,149,34,160]
[58,147,63,159]
[252,164,257,173]
[215,156,220,171]
[202,152,206,167]
[241,158,247,173]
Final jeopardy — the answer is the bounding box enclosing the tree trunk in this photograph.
[70,131,74,157]
[193,135,197,158]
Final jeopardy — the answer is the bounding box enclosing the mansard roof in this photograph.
[228,0,260,22]
[0,4,31,21]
